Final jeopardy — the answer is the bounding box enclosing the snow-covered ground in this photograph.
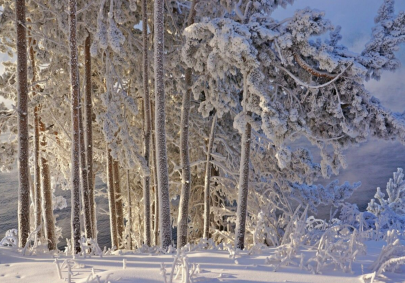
[0,241,404,283]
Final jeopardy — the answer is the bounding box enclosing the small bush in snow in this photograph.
[0,229,18,247]
[368,168,405,232]
[306,224,366,274]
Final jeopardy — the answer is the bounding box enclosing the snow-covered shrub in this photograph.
[339,203,377,240]
[194,238,219,251]
[368,168,405,232]
[303,216,333,246]
[369,229,405,277]
[250,211,279,254]
[22,225,43,256]
[78,237,103,258]
[264,206,308,269]
[0,229,18,247]
[306,224,366,274]
[161,251,201,283]
[306,216,329,232]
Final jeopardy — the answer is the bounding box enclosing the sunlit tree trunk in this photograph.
[203,113,217,239]
[235,73,252,250]
[177,0,198,249]
[113,160,124,246]
[69,0,81,254]
[107,147,118,249]
[154,0,172,249]
[84,33,96,239]
[28,29,42,239]
[141,0,152,246]
[40,121,56,250]
[151,103,159,246]
[79,100,92,239]
[126,170,132,250]
[16,0,30,248]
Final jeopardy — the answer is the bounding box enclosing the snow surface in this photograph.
[0,241,404,283]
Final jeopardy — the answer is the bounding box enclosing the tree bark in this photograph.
[126,170,132,250]
[107,147,118,249]
[69,0,81,254]
[141,0,151,246]
[40,122,56,250]
[235,73,252,250]
[151,103,159,246]
[79,100,92,239]
[16,0,30,248]
[113,160,124,246]
[203,114,217,239]
[154,0,172,249]
[84,33,96,239]
[28,29,42,239]
[177,0,198,249]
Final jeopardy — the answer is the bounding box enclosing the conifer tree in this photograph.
[40,120,56,250]
[203,114,217,239]
[113,160,124,245]
[142,0,151,246]
[16,0,30,248]
[84,33,96,239]
[154,0,172,249]
[107,147,118,249]
[69,0,81,254]
[177,0,198,249]
[28,28,42,239]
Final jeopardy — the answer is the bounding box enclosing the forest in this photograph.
[1,0,405,282]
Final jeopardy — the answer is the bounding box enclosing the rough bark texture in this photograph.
[79,103,92,239]
[28,31,42,239]
[69,0,81,254]
[151,103,159,246]
[28,172,35,223]
[107,148,118,249]
[153,185,158,245]
[126,170,132,250]
[142,0,151,246]
[154,0,172,249]
[40,122,56,250]
[113,160,124,246]
[84,33,96,239]
[16,0,30,248]
[203,114,217,239]
[235,74,252,250]
[177,0,198,249]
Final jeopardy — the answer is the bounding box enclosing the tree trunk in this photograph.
[84,33,96,239]
[79,100,92,239]
[107,147,118,249]
[16,0,30,248]
[40,122,56,250]
[69,0,81,254]
[235,73,252,250]
[151,103,159,246]
[141,0,151,246]
[177,0,198,249]
[126,170,132,250]
[154,0,172,249]
[28,29,42,239]
[113,161,124,246]
[203,114,217,239]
